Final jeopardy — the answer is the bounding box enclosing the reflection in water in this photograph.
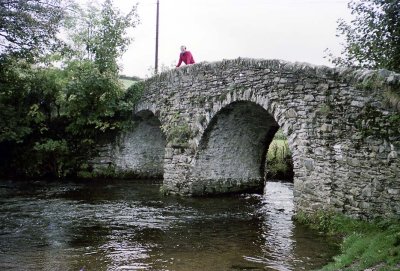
[246,182,296,271]
[0,179,338,271]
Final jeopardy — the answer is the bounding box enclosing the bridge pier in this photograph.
[91,110,166,178]
[162,146,193,195]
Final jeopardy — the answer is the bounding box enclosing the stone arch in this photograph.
[189,101,280,195]
[91,109,166,179]
[127,110,166,178]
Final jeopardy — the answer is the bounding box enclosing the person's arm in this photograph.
[176,54,183,67]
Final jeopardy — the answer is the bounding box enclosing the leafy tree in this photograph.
[62,60,123,135]
[0,56,68,177]
[93,0,139,74]
[0,0,71,57]
[329,0,400,72]
[0,57,34,143]
[0,0,142,178]
[65,0,139,74]
[58,0,140,174]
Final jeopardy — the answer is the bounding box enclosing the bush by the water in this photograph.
[0,0,141,179]
[296,211,400,271]
[266,138,293,180]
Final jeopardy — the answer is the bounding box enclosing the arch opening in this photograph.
[123,110,166,178]
[91,110,166,179]
[190,101,285,195]
[264,129,294,182]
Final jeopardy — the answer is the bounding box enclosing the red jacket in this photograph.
[176,51,195,67]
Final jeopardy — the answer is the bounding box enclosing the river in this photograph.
[0,179,339,271]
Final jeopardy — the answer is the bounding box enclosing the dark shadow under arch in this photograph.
[190,101,280,195]
[90,109,167,179]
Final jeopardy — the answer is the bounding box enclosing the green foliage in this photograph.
[0,57,34,143]
[33,139,69,178]
[295,210,340,233]
[353,102,400,141]
[162,123,192,146]
[295,212,400,271]
[91,0,139,74]
[328,0,400,72]
[318,103,333,115]
[160,112,192,147]
[388,113,400,126]
[0,0,70,57]
[115,81,145,128]
[123,81,145,107]
[64,0,139,74]
[266,138,293,180]
[0,0,142,179]
[63,60,124,133]
[273,129,287,140]
[323,220,400,270]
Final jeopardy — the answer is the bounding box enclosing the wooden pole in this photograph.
[155,0,159,74]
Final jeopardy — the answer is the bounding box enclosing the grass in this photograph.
[120,78,137,89]
[295,211,400,271]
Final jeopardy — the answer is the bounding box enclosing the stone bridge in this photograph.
[94,58,400,218]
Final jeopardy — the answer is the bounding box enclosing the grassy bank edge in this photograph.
[294,211,400,271]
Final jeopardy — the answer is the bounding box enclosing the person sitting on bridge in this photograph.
[176,45,195,67]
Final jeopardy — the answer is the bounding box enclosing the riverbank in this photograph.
[295,212,400,271]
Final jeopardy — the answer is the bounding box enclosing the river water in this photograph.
[0,179,339,271]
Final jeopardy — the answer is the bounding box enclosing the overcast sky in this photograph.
[84,0,353,78]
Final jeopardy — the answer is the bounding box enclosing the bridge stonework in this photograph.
[100,59,400,218]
